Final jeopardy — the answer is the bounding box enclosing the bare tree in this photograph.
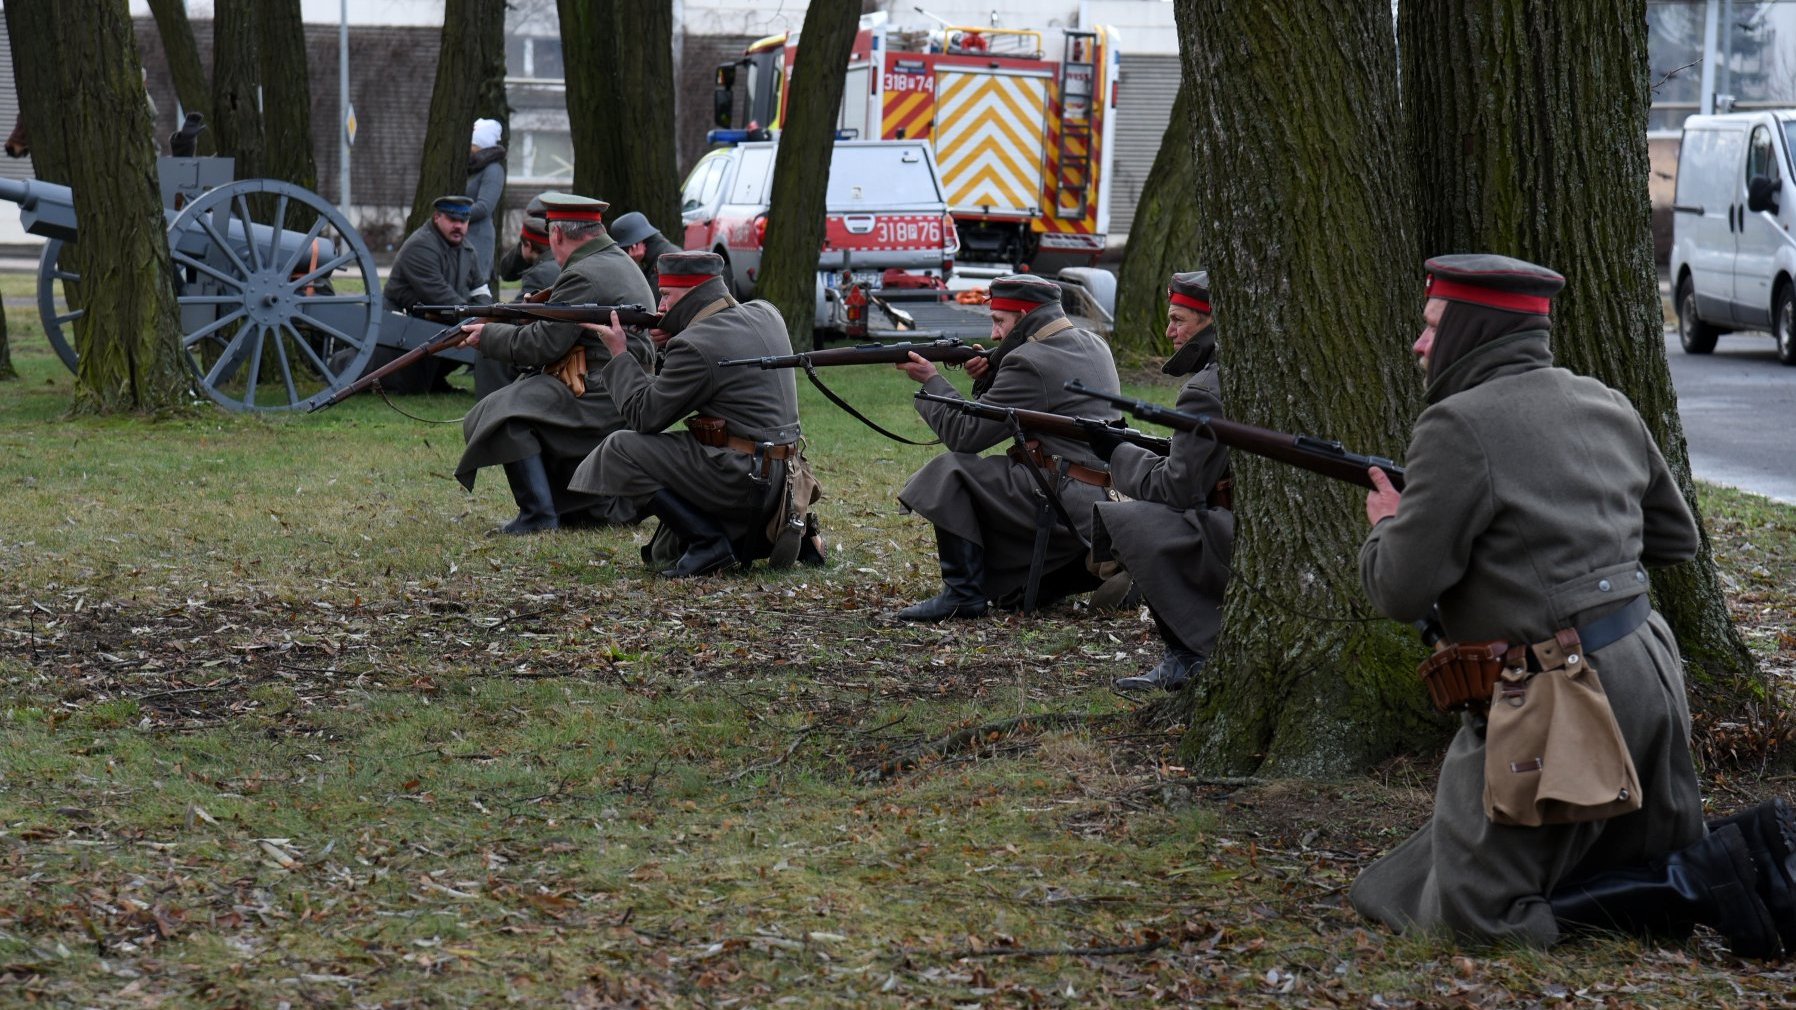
[146,0,213,153]
[4,0,188,413]
[1170,0,1431,775]
[754,3,860,347]
[407,0,508,235]
[258,0,316,197]
[211,0,264,178]
[558,1,680,235]
[1111,82,1201,361]
[1402,0,1768,716]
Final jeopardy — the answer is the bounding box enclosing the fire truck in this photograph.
[711,12,1120,276]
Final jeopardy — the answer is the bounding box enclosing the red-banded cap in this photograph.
[988,273,1060,314]
[657,251,724,289]
[1424,254,1564,315]
[1168,270,1211,313]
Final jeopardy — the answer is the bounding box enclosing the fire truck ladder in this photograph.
[1055,31,1098,220]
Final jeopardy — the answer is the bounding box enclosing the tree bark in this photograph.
[146,0,213,154]
[1111,82,1201,362]
[1171,0,1434,776]
[407,0,508,235]
[1400,0,1765,708]
[0,303,14,381]
[257,0,316,198]
[211,0,264,179]
[4,0,188,413]
[754,2,859,348]
[558,0,681,238]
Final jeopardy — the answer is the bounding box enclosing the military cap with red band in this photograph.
[657,251,725,289]
[519,215,549,245]
[987,273,1060,314]
[1424,253,1564,315]
[1168,270,1211,313]
[539,191,610,223]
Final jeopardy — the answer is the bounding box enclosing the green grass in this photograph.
[1,295,1794,1006]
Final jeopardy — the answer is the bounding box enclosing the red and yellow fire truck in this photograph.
[712,14,1120,275]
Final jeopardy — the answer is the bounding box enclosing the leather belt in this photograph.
[1572,594,1651,655]
[1008,443,1110,489]
[1422,595,1653,711]
[723,435,797,461]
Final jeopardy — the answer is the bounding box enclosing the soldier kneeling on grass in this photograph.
[571,251,824,577]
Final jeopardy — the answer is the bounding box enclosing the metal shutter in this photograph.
[1109,53,1181,239]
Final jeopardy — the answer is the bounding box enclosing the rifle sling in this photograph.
[801,361,942,447]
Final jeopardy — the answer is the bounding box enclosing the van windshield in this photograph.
[825,146,944,210]
[1784,123,1796,173]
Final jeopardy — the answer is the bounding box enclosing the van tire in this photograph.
[1676,276,1719,354]
[1777,282,1796,366]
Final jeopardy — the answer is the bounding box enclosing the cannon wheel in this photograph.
[166,178,382,412]
[35,238,81,373]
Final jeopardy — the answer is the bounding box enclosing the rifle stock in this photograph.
[308,322,467,413]
[412,302,663,329]
[1062,379,1405,491]
[720,338,987,370]
[913,390,1169,454]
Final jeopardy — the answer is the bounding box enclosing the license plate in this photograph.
[827,269,885,289]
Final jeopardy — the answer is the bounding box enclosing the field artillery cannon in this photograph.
[3,157,468,413]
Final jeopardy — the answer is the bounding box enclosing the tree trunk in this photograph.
[407,0,507,235]
[558,0,680,237]
[0,303,14,381]
[257,0,316,198]
[146,0,213,154]
[754,2,859,348]
[1400,0,1766,709]
[1171,0,1434,776]
[1111,82,1201,362]
[4,1,188,413]
[211,0,263,179]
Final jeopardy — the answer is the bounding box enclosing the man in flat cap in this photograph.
[1089,270,1233,692]
[572,251,820,576]
[454,192,657,534]
[371,194,490,393]
[608,211,682,292]
[894,273,1122,619]
[1350,253,1795,958]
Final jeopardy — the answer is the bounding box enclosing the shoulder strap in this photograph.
[801,361,941,446]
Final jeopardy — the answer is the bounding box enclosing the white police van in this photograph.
[1670,109,1796,364]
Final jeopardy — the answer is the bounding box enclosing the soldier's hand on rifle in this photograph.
[897,351,938,384]
[1086,422,1127,463]
[578,314,630,359]
[1365,466,1402,526]
[458,322,484,349]
[963,347,991,381]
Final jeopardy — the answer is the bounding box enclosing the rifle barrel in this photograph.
[720,339,986,369]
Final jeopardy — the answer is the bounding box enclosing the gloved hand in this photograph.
[1085,423,1128,463]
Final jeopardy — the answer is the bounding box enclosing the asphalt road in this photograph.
[1663,325,1796,504]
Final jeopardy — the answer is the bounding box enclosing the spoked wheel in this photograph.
[165,178,382,412]
[34,237,81,373]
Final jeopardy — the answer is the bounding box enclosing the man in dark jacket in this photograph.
[1091,271,1232,692]
[894,274,1122,619]
[572,251,819,577]
[454,193,656,534]
[609,211,684,292]
[1351,253,1796,959]
[373,194,489,393]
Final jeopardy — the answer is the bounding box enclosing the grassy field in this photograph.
[2,296,1795,1008]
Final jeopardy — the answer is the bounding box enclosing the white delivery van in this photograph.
[1670,110,1796,364]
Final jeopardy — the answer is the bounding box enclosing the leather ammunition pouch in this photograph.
[1417,640,1509,714]
[548,345,587,397]
[1008,441,1110,489]
[683,414,728,447]
[684,415,799,481]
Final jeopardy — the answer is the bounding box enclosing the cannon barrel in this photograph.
[0,176,78,241]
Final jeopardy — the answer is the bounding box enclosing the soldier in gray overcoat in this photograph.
[454,194,656,534]
[477,212,559,401]
[894,274,1122,619]
[1350,254,1791,958]
[570,251,818,577]
[1089,271,1233,692]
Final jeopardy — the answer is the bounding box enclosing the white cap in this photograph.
[471,118,502,149]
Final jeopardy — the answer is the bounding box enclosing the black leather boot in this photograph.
[1708,798,1796,950]
[1549,822,1782,959]
[650,489,737,578]
[897,528,987,621]
[499,455,559,535]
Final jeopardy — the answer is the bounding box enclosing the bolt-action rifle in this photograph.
[1063,379,1405,491]
[718,338,987,370]
[410,302,663,329]
[912,390,1170,455]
